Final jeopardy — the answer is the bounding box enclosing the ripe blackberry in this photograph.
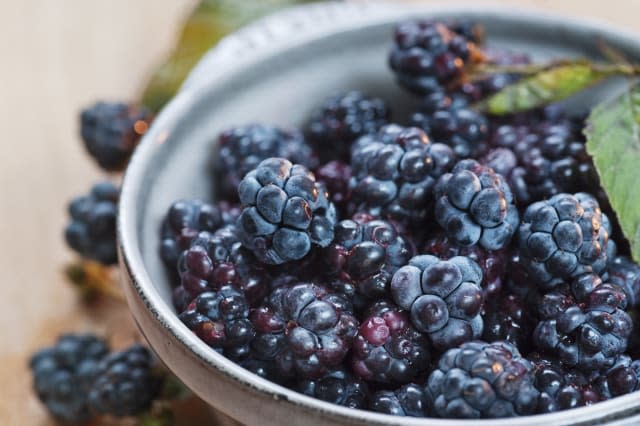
[179,286,255,359]
[517,192,610,290]
[176,226,268,310]
[389,20,483,94]
[423,232,507,298]
[80,101,152,171]
[370,383,429,417]
[250,283,358,379]
[323,214,415,300]
[411,91,489,158]
[296,368,369,409]
[29,334,108,423]
[88,344,161,417]
[593,355,640,399]
[426,341,539,418]
[159,199,239,273]
[533,284,632,371]
[391,254,484,350]
[307,91,389,162]
[237,157,337,265]
[351,300,431,384]
[214,124,316,201]
[435,159,519,250]
[64,181,119,265]
[482,292,533,352]
[463,48,531,101]
[607,256,640,308]
[314,161,352,217]
[349,124,455,224]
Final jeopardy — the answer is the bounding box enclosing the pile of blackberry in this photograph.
[153,18,640,420]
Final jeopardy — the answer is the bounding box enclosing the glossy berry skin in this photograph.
[517,192,610,290]
[159,199,239,272]
[351,301,431,384]
[237,158,337,265]
[426,341,539,418]
[533,284,632,371]
[323,214,415,300]
[88,344,161,417]
[593,355,640,399]
[314,161,352,218]
[80,101,152,171]
[176,226,268,310]
[391,255,484,350]
[307,91,389,162]
[179,286,255,359]
[349,124,455,224]
[482,293,532,352]
[370,384,429,417]
[29,334,108,423]
[215,124,316,201]
[607,256,640,308]
[296,369,369,409]
[64,181,119,265]
[389,20,479,94]
[435,159,519,250]
[250,283,358,379]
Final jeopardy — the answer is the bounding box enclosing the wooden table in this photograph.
[1,1,637,425]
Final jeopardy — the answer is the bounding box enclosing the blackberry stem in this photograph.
[472,60,640,78]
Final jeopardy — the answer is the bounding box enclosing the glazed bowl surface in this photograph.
[118,2,640,425]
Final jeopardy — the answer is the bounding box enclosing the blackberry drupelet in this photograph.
[351,300,431,384]
[323,214,415,300]
[391,254,484,350]
[65,181,119,265]
[296,368,369,409]
[214,124,316,201]
[159,199,239,272]
[88,344,161,417]
[426,341,539,418]
[434,159,519,250]
[593,355,640,399]
[250,283,358,379]
[307,91,389,162]
[389,20,483,94]
[179,286,255,359]
[370,383,429,417]
[533,284,632,371]
[314,161,352,217]
[517,192,610,290]
[482,292,533,352]
[237,157,337,265]
[80,101,152,171]
[607,256,640,308]
[349,124,455,224]
[29,334,108,423]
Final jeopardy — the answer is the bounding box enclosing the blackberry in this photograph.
[464,48,531,101]
[607,256,640,308]
[351,300,431,384]
[349,124,455,224]
[64,181,119,265]
[435,159,519,250]
[88,344,161,417]
[411,91,489,158]
[80,101,152,171]
[296,368,368,409]
[179,286,255,359]
[176,226,268,310]
[389,20,482,94]
[370,383,429,417]
[533,284,632,371]
[215,124,316,201]
[237,157,337,265]
[391,254,484,350]
[426,341,539,418]
[517,192,610,290]
[482,292,533,352]
[159,199,239,272]
[593,355,640,399]
[314,161,352,217]
[323,214,414,300]
[29,334,108,423]
[446,19,484,44]
[250,283,358,379]
[307,91,389,162]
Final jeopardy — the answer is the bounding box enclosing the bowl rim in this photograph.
[118,2,640,424]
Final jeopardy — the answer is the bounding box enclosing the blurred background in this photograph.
[0,0,637,424]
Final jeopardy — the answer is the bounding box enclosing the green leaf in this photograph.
[482,63,607,115]
[585,83,640,262]
[140,0,315,112]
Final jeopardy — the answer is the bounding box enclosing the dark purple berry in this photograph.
[296,369,368,409]
[370,383,429,417]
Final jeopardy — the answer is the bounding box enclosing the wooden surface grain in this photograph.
[0,1,637,425]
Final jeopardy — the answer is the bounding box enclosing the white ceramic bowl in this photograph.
[118,3,640,425]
